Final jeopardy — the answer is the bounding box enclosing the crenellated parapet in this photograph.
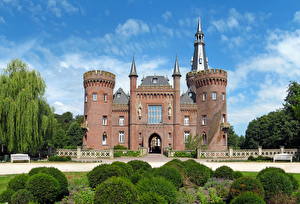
[186,69,227,89]
[83,70,115,89]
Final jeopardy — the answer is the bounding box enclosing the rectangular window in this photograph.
[184,116,190,125]
[212,92,217,100]
[85,94,88,102]
[104,94,108,102]
[184,131,190,143]
[119,116,125,126]
[222,114,226,123]
[102,116,108,126]
[139,132,142,140]
[222,93,225,101]
[202,93,207,101]
[148,105,162,124]
[92,93,97,101]
[102,133,107,145]
[168,132,172,139]
[202,115,207,125]
[119,131,125,143]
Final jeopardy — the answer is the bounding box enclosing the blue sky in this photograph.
[1,0,300,135]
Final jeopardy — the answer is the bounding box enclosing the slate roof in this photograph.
[140,76,170,86]
[113,88,129,104]
[180,89,196,104]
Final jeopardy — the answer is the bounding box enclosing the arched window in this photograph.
[223,135,226,146]
[102,132,107,145]
[202,132,207,145]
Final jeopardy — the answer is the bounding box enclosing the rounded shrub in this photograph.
[153,165,183,189]
[183,159,212,186]
[137,176,177,203]
[8,174,29,191]
[10,189,34,204]
[214,166,235,179]
[28,167,49,176]
[26,173,60,204]
[94,177,138,204]
[111,161,134,177]
[0,189,14,203]
[233,171,243,179]
[127,160,151,171]
[256,167,285,180]
[137,192,167,204]
[230,192,265,204]
[229,176,264,198]
[258,170,293,199]
[87,164,125,188]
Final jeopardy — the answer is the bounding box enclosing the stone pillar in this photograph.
[77,146,81,159]
[109,148,114,159]
[229,147,233,158]
[280,146,285,154]
[258,146,262,156]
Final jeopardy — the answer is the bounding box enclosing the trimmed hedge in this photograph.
[127,160,152,171]
[8,174,29,192]
[26,173,60,204]
[183,159,212,186]
[87,164,125,188]
[113,145,128,150]
[111,161,134,177]
[256,167,285,180]
[230,176,264,198]
[94,177,138,204]
[137,192,167,204]
[230,192,265,204]
[174,151,196,158]
[114,151,140,157]
[48,156,71,162]
[153,166,183,189]
[214,166,235,179]
[137,177,177,203]
[11,189,34,204]
[233,171,243,179]
[0,189,14,203]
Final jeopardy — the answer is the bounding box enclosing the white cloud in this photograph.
[162,11,172,21]
[115,19,150,37]
[47,0,78,17]
[0,16,5,24]
[293,11,300,23]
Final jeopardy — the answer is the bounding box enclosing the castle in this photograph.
[82,20,229,152]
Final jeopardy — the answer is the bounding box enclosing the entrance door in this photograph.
[148,133,161,153]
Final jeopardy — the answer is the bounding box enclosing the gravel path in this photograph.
[1,154,300,175]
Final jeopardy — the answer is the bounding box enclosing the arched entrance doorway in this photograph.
[148,133,161,154]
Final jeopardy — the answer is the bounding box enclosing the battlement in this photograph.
[84,70,115,81]
[186,68,227,78]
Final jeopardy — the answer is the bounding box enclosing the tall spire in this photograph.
[129,56,138,77]
[191,17,208,71]
[172,56,181,77]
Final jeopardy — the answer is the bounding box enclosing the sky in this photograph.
[1,0,300,136]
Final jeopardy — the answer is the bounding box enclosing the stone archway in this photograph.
[148,133,161,154]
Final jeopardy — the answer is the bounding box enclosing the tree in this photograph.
[227,126,242,149]
[0,59,55,154]
[284,81,300,120]
[185,134,205,150]
[66,121,84,147]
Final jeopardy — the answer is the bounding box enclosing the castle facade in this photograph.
[82,20,229,152]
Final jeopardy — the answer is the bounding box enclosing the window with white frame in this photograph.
[222,114,226,123]
[119,116,125,126]
[184,116,190,125]
[202,132,207,145]
[184,131,190,143]
[92,93,97,101]
[222,93,225,101]
[119,131,125,143]
[104,94,108,102]
[102,116,108,126]
[211,92,217,100]
[148,105,162,124]
[85,94,88,102]
[202,92,207,101]
[102,132,107,145]
[202,115,207,125]
[152,77,158,84]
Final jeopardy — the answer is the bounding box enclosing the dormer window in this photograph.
[152,78,158,84]
[188,92,193,97]
[199,58,202,64]
[116,93,121,98]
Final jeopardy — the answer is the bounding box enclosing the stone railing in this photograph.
[197,146,299,159]
[164,149,196,158]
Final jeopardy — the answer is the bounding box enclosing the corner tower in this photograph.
[187,19,229,150]
[83,70,115,149]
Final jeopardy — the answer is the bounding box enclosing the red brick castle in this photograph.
[82,20,229,152]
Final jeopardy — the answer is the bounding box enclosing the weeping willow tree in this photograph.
[0,59,55,154]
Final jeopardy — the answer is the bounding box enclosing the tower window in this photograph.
[152,77,158,84]
[168,132,172,139]
[102,116,108,126]
[119,116,125,126]
[139,132,142,140]
[148,105,162,124]
[202,132,207,145]
[202,115,207,125]
[222,114,226,123]
[92,93,97,101]
[212,92,217,100]
[222,93,225,101]
[104,94,108,102]
[102,132,107,145]
[119,131,125,143]
[85,94,88,102]
[199,58,202,64]
[202,92,207,101]
[184,116,190,125]
[184,131,190,143]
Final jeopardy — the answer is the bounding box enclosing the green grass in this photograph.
[0,174,16,193]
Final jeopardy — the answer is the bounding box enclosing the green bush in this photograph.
[8,174,29,191]
[137,192,167,204]
[214,166,235,179]
[72,187,95,204]
[174,151,196,158]
[114,151,140,157]
[87,164,125,188]
[127,160,152,171]
[204,178,233,200]
[256,167,285,180]
[153,166,183,189]
[26,173,60,204]
[113,151,122,157]
[258,170,293,199]
[247,156,255,161]
[183,159,212,186]
[94,177,137,204]
[28,167,69,199]
[230,176,264,198]
[111,161,134,177]
[230,192,265,204]
[0,189,14,203]
[48,156,71,162]
[269,193,297,204]
[10,189,34,204]
[233,171,243,179]
[137,176,177,203]
[247,156,272,161]
[287,174,299,191]
[175,188,197,204]
[113,145,128,150]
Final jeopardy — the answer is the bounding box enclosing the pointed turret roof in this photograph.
[129,56,138,77]
[172,56,181,77]
[197,18,202,33]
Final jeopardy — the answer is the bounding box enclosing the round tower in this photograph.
[187,69,228,150]
[83,70,115,149]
